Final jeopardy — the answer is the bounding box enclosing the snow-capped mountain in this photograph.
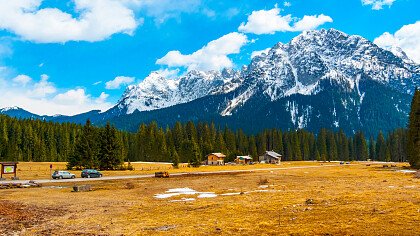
[0,106,42,119]
[2,28,419,136]
[117,68,242,114]
[108,28,419,135]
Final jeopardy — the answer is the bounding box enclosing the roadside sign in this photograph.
[4,165,15,173]
[0,162,18,179]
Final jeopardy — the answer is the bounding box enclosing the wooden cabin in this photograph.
[235,155,253,165]
[206,153,226,166]
[259,151,282,164]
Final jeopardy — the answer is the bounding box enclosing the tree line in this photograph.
[0,114,413,168]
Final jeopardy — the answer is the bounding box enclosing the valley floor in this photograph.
[0,162,419,235]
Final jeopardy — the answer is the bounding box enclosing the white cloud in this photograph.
[374,21,420,64]
[93,81,102,85]
[284,2,292,7]
[156,68,180,79]
[251,48,271,59]
[12,74,32,86]
[31,74,56,97]
[362,0,395,10]
[238,6,332,35]
[293,14,333,31]
[96,92,109,104]
[0,0,139,43]
[156,32,248,71]
[53,88,89,105]
[225,8,240,19]
[124,0,202,24]
[105,76,135,89]
[0,74,112,115]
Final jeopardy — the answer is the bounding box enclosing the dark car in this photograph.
[81,169,102,178]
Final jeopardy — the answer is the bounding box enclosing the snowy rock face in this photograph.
[116,28,419,118]
[221,29,419,116]
[117,69,242,114]
[243,28,418,100]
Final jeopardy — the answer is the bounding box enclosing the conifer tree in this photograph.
[171,147,180,168]
[98,122,122,170]
[376,131,387,161]
[369,136,375,161]
[407,88,420,168]
[68,119,98,169]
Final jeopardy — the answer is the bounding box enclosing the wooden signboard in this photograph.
[0,162,18,179]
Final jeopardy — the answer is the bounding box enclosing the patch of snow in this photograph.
[197,193,217,198]
[221,86,255,116]
[220,192,242,196]
[397,170,417,173]
[169,198,195,202]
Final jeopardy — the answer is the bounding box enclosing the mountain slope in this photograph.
[2,28,419,136]
[106,28,419,136]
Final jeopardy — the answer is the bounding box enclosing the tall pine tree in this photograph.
[407,88,420,168]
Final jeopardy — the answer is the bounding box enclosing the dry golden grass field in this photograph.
[12,161,320,180]
[0,162,419,235]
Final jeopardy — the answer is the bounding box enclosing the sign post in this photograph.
[0,162,19,180]
[50,164,53,180]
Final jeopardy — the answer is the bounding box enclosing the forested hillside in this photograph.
[0,115,409,165]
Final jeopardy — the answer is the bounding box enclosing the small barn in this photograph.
[259,151,282,164]
[235,155,253,165]
[206,153,226,166]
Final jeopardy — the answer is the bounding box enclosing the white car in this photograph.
[52,171,76,179]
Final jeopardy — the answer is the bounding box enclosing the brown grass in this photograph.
[12,161,321,180]
[0,163,419,235]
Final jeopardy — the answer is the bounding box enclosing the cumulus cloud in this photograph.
[31,74,56,97]
[0,74,112,115]
[293,14,334,31]
[362,0,395,10]
[96,92,109,103]
[0,0,139,43]
[156,32,248,71]
[105,76,135,89]
[12,74,32,86]
[374,21,420,64]
[284,2,292,7]
[238,6,332,35]
[251,48,271,59]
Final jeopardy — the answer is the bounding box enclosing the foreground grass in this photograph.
[0,163,419,235]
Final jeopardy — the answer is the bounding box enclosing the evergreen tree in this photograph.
[407,88,420,168]
[98,122,123,170]
[376,131,387,161]
[171,147,180,168]
[68,119,98,169]
[369,136,376,161]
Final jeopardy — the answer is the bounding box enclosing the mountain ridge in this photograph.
[2,28,419,136]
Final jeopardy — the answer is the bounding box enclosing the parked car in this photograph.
[81,169,102,178]
[52,171,76,179]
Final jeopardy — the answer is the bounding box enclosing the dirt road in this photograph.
[0,164,342,185]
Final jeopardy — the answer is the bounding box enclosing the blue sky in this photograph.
[0,0,419,115]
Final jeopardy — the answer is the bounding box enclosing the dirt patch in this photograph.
[0,200,64,235]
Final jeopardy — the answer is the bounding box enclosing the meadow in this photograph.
[11,161,321,180]
[0,162,419,235]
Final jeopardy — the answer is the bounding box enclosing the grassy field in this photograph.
[11,161,322,180]
[0,162,419,235]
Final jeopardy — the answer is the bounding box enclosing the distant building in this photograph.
[206,153,226,165]
[235,155,253,165]
[259,151,282,164]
